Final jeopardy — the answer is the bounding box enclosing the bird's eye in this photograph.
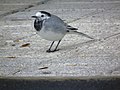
[41,15,44,17]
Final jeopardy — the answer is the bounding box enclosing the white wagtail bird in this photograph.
[32,11,94,52]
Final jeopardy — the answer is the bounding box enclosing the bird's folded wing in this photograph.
[67,25,78,30]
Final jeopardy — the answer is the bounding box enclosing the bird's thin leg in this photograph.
[54,40,61,51]
[46,41,54,52]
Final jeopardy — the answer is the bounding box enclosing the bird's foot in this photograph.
[46,49,60,53]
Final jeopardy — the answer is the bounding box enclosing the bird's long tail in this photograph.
[68,30,94,39]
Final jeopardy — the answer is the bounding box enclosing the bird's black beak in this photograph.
[31,16,38,18]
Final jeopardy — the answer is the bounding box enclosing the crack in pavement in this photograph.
[0,0,51,19]
[107,66,120,74]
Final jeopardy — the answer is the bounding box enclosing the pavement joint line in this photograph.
[61,39,100,51]
[2,25,31,27]
[67,9,103,23]
[54,1,120,4]
[0,55,118,58]
[0,3,38,5]
[103,32,120,40]
[67,4,120,24]
[0,0,51,19]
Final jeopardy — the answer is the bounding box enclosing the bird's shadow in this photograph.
[60,39,99,51]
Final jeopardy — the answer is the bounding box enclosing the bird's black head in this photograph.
[40,11,51,17]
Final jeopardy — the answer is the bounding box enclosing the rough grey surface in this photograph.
[0,0,120,76]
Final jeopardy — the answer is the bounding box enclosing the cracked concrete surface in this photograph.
[0,0,120,76]
[0,0,51,18]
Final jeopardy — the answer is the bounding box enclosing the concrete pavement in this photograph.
[0,0,120,76]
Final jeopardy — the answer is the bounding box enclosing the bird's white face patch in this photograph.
[36,12,42,17]
[35,12,50,20]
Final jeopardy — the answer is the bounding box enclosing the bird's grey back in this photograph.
[43,15,67,34]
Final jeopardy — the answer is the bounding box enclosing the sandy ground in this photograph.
[0,0,120,76]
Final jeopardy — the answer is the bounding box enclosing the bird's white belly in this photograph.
[37,30,65,41]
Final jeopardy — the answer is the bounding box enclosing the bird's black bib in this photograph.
[34,19,43,31]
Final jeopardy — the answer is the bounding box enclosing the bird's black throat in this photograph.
[34,19,43,31]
